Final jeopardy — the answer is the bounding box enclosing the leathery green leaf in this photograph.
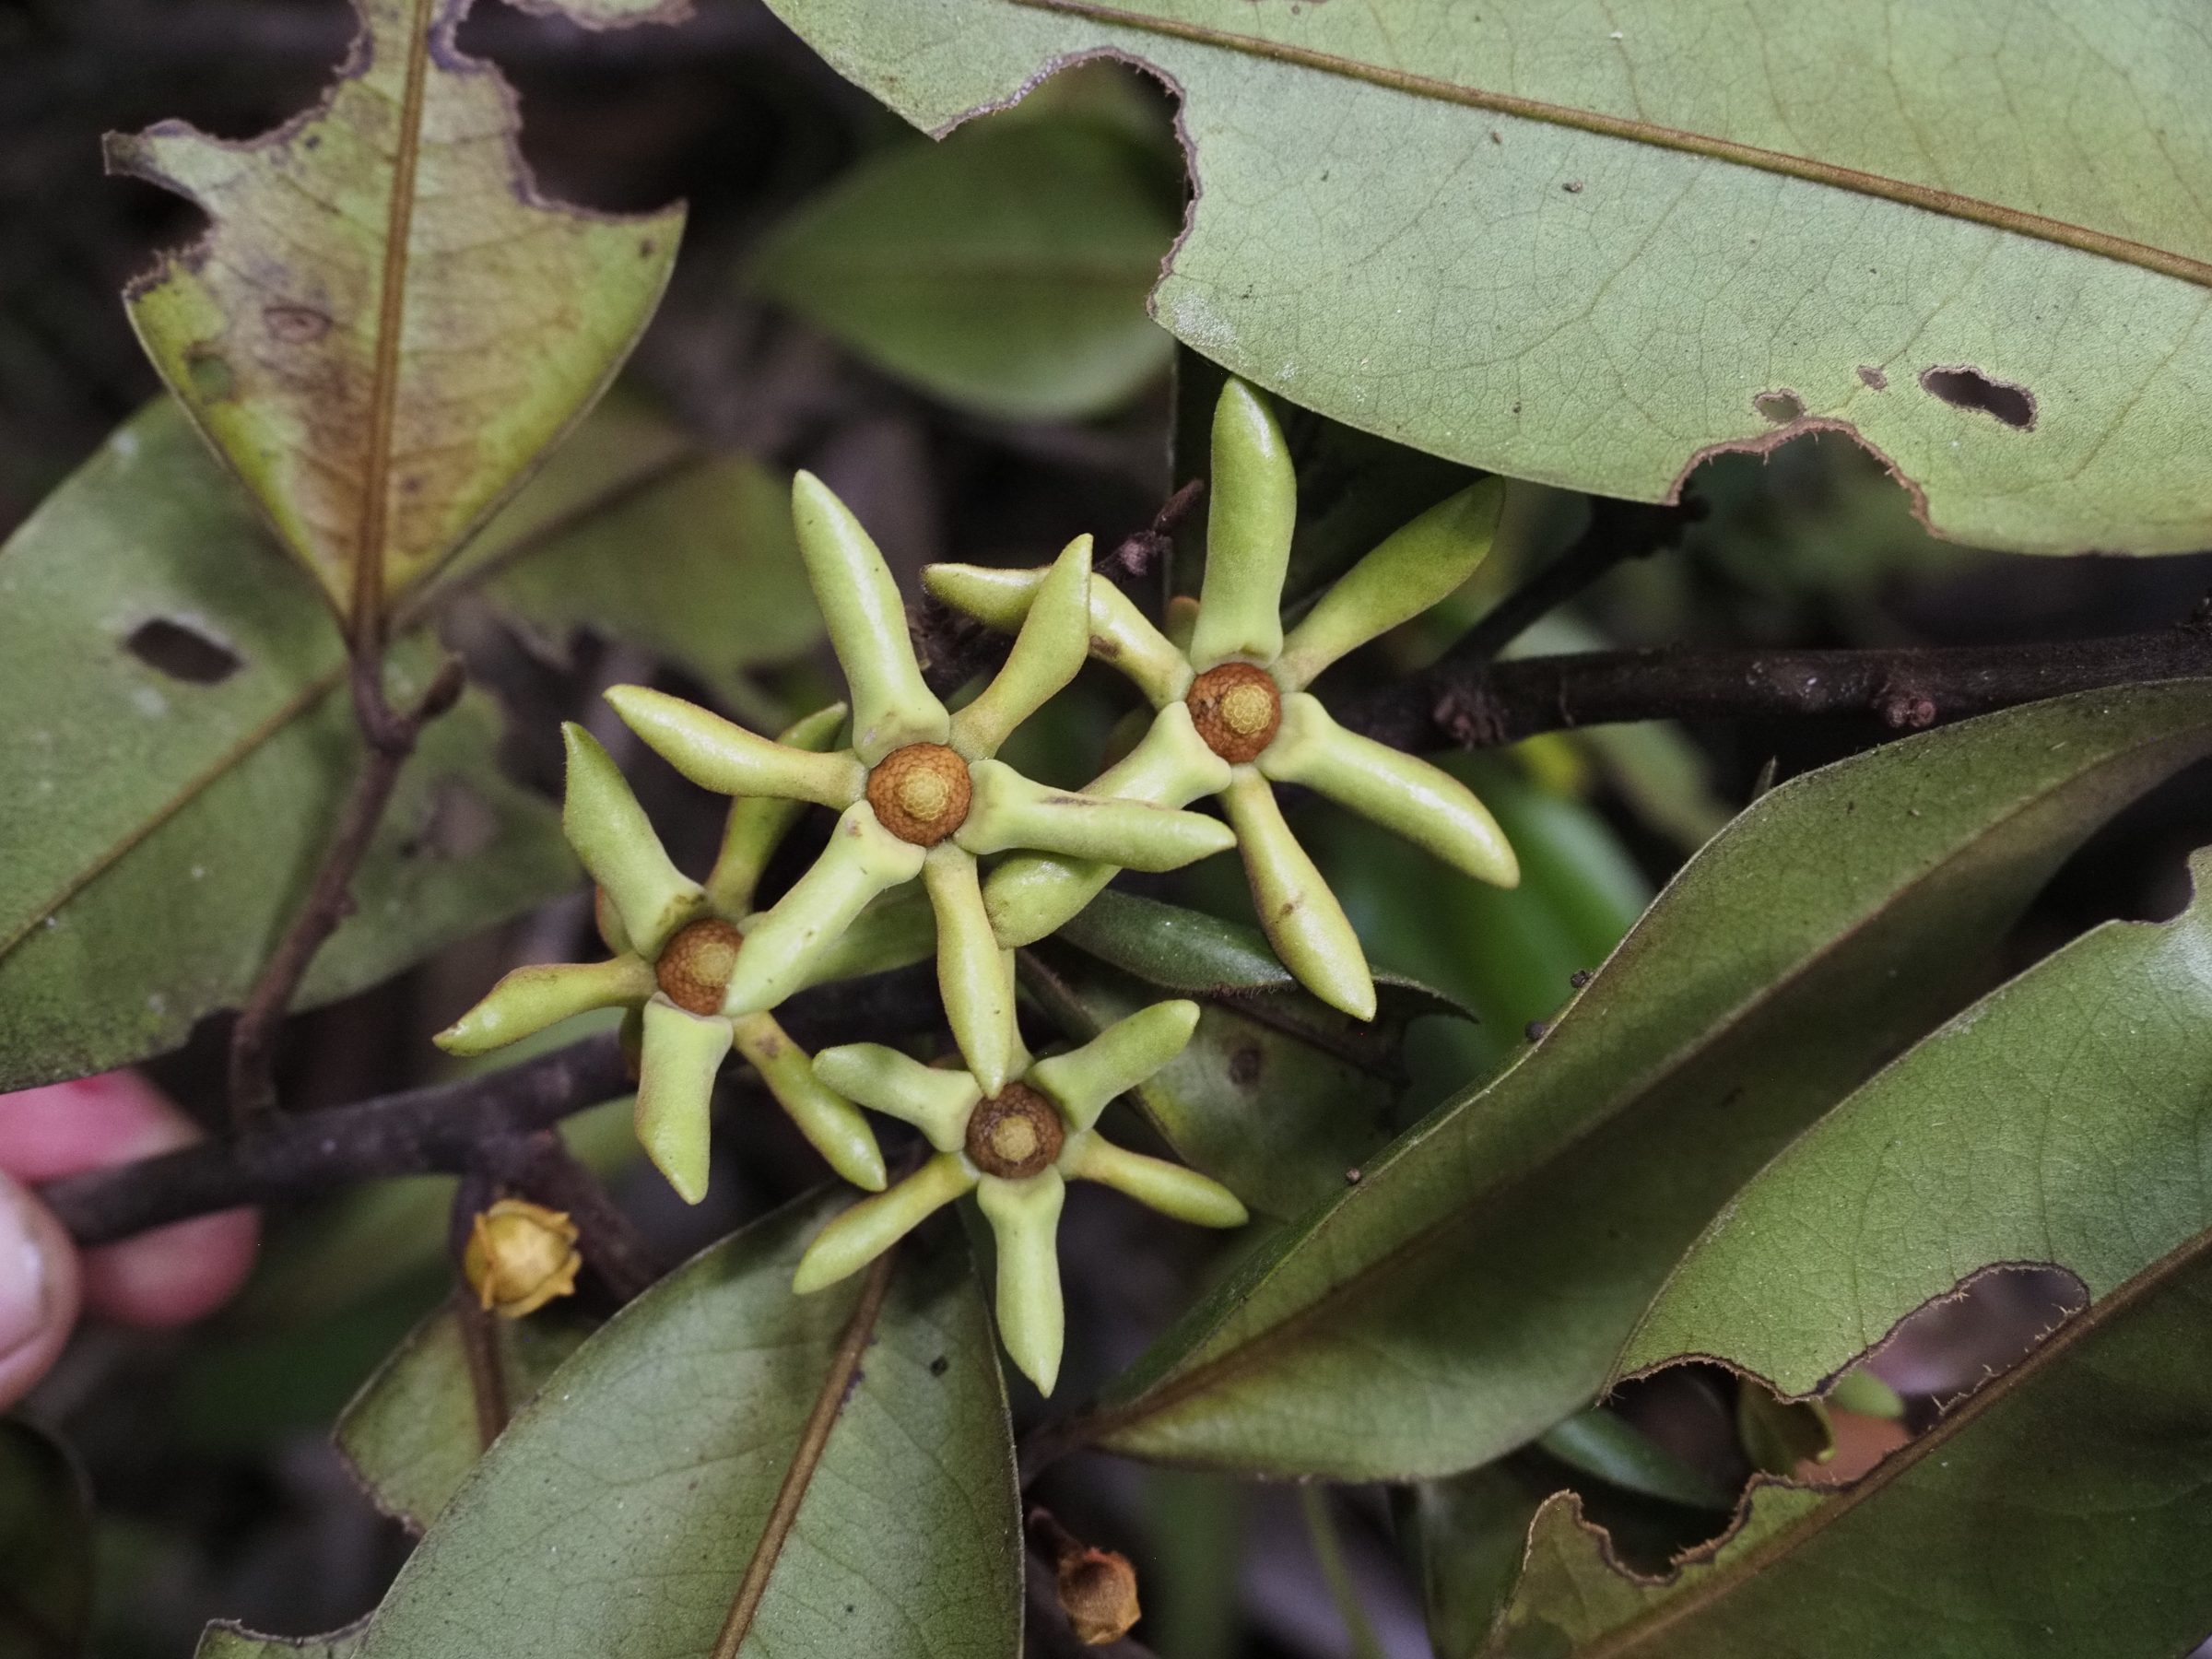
[769,0,2212,554]
[351,1197,1019,1659]
[753,111,1176,421]
[107,0,683,619]
[1069,682,2212,1478]
[198,1625,369,1659]
[336,1302,594,1533]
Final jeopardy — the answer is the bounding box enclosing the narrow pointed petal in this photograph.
[925,559,1190,705]
[1275,478,1506,688]
[977,1171,1068,1394]
[1030,999,1200,1133]
[791,885,937,993]
[434,955,655,1055]
[950,536,1092,759]
[924,846,1018,1096]
[732,1011,886,1192]
[793,1152,974,1293]
[812,1042,982,1151]
[706,701,850,915]
[1189,379,1295,671]
[1222,770,1377,1020]
[982,706,1232,947]
[1261,693,1520,888]
[605,685,864,809]
[594,886,634,958]
[791,470,949,763]
[1063,1133,1248,1228]
[721,803,928,1016]
[561,724,702,958]
[635,997,733,1205]
[959,759,1234,870]
[1165,593,1200,655]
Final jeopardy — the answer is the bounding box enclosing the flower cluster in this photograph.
[437,378,1512,1390]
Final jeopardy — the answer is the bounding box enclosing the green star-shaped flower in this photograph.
[435,709,887,1206]
[927,379,1521,1020]
[793,999,1247,1394]
[602,472,1233,1094]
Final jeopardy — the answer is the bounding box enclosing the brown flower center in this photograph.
[1185,663,1282,763]
[866,742,973,845]
[655,918,745,1015]
[964,1082,1065,1181]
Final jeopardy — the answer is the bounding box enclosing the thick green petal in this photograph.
[791,885,938,991]
[982,705,1233,947]
[924,559,1191,706]
[791,469,949,763]
[433,955,654,1055]
[1166,593,1200,655]
[1188,379,1295,672]
[1063,1133,1248,1228]
[959,759,1233,870]
[706,701,850,916]
[924,846,1019,1096]
[1222,770,1376,1021]
[605,685,864,809]
[1260,692,1520,888]
[635,996,734,1205]
[1274,478,1506,689]
[948,535,1092,759]
[1028,998,1199,1133]
[721,803,928,1015]
[812,1042,982,1151]
[976,1170,1068,1394]
[732,1010,887,1192]
[561,724,703,958]
[791,1151,975,1293]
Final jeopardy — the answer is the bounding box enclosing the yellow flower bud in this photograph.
[463,1199,582,1319]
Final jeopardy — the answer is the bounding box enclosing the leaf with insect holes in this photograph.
[1073,683,2212,1480]
[105,0,684,623]
[770,0,2212,554]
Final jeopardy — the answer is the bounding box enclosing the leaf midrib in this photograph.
[1079,713,2212,1455]
[1010,0,2212,291]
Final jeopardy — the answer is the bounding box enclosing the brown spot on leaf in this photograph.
[1754,390,1804,425]
[1229,1045,1263,1087]
[124,617,241,684]
[1562,180,1584,193]
[264,303,332,344]
[1920,365,2035,430]
[1856,365,1888,391]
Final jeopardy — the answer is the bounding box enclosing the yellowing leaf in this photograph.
[106,0,685,629]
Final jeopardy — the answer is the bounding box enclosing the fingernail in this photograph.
[0,1177,62,1364]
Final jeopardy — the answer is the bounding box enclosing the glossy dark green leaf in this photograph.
[0,1418,92,1658]
[336,1303,594,1532]
[1535,1411,1730,1512]
[349,1199,1020,1659]
[1408,1465,1551,1659]
[753,113,1177,421]
[1071,683,2212,1479]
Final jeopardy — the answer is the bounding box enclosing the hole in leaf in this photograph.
[1920,365,2036,429]
[124,618,242,685]
[1753,390,1804,425]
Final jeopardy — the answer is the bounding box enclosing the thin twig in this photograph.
[46,961,941,1247]
[448,1167,509,1449]
[711,1251,898,1659]
[1441,495,1696,666]
[1342,619,2212,754]
[227,653,466,1124]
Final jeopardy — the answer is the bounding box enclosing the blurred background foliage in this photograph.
[5,2,2211,1654]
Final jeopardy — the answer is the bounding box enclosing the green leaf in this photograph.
[198,1625,368,1659]
[1535,1411,1730,1512]
[1408,1465,1552,1659]
[349,1199,1020,1659]
[1066,682,2212,1479]
[753,112,1176,421]
[107,0,683,620]
[768,0,2212,555]
[336,1302,594,1532]
[1495,1240,2212,1654]
[0,1419,92,1658]
[448,396,822,705]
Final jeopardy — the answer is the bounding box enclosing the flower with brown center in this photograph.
[434,712,888,1206]
[925,377,1522,1022]
[599,470,1233,1096]
[793,1000,1246,1394]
